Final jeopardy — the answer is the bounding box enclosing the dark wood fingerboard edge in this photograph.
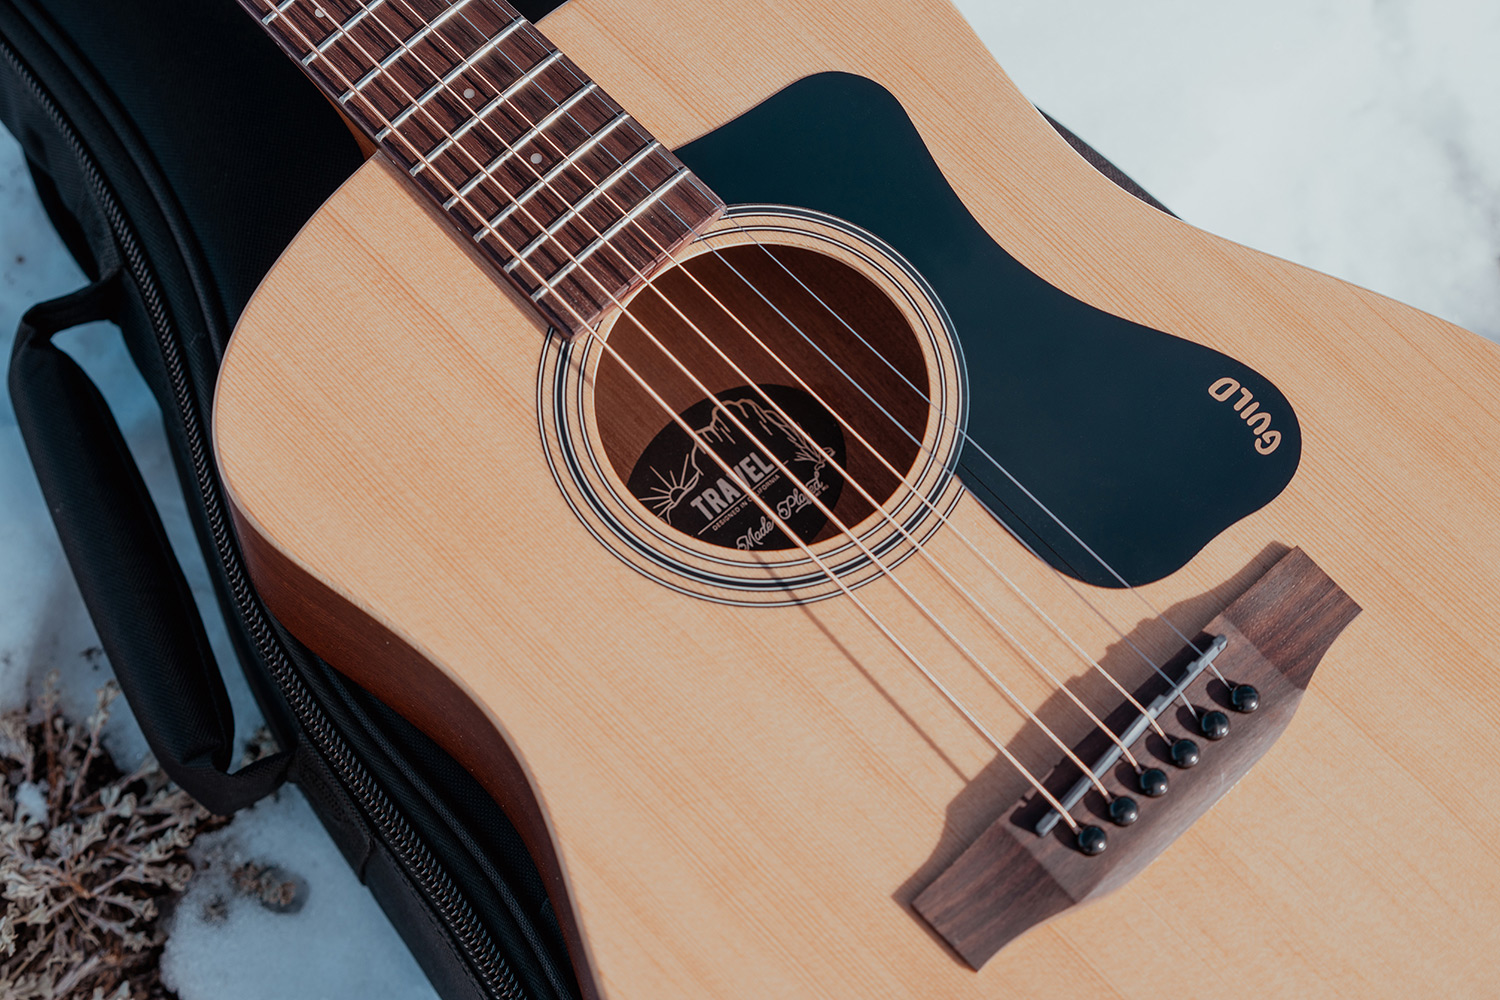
[228,503,602,1000]
[238,0,723,337]
[913,547,1360,969]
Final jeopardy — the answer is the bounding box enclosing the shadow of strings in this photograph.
[271,0,1221,835]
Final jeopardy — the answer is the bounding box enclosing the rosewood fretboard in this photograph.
[245,0,724,336]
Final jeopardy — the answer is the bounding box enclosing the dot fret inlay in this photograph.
[245,0,724,336]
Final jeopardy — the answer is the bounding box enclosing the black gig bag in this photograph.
[1,2,579,998]
[0,2,1167,997]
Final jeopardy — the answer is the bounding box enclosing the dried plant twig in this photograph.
[0,673,226,999]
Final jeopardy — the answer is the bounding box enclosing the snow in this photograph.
[159,788,439,1000]
[0,3,1496,998]
[0,138,263,770]
[962,0,1500,340]
[0,47,436,1000]
[12,780,48,828]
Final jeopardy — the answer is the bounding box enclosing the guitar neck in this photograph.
[245,0,724,336]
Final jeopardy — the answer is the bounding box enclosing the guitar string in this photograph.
[301,0,1212,728]
[424,2,1221,687]
[304,0,1185,790]
[319,0,1136,804]
[359,1,1167,776]
[415,1,1207,709]
[636,216,1202,706]
[302,0,1099,822]
[601,272,1170,756]
[376,0,1174,756]
[287,0,1163,813]
[269,0,1092,829]
[718,242,1225,677]
[702,244,1208,707]
[593,325,1092,829]
[494,35,1222,686]
[349,0,1158,778]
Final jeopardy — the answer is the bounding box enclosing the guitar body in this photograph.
[215,1,1500,997]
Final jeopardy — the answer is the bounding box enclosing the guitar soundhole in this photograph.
[595,242,931,549]
[541,209,966,604]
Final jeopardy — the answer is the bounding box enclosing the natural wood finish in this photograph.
[246,0,722,334]
[914,548,1361,968]
[228,502,598,994]
[214,1,1500,997]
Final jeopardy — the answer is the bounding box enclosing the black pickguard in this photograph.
[675,72,1301,587]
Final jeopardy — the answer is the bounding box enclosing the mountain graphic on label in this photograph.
[627,385,847,550]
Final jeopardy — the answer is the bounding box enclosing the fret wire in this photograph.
[367,0,474,79]
[303,0,388,64]
[527,168,691,291]
[441,80,599,213]
[341,0,472,97]
[275,0,714,322]
[467,89,597,185]
[306,9,579,309]
[413,10,692,274]
[346,44,403,96]
[394,5,709,302]
[401,0,475,50]
[510,39,728,266]
[261,0,298,26]
[413,48,564,172]
[466,17,708,277]
[487,138,660,250]
[255,4,1142,827]
[460,111,634,215]
[374,8,525,137]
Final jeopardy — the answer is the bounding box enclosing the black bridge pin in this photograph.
[1139,768,1169,797]
[1231,684,1261,713]
[1170,738,1201,768]
[1076,825,1108,856]
[1108,796,1140,826]
[1200,710,1231,741]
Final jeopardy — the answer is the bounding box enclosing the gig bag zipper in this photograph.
[0,34,525,1000]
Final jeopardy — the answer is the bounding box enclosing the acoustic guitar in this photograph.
[215,0,1500,996]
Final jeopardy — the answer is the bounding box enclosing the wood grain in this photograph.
[245,0,722,335]
[229,502,601,996]
[214,1,1500,997]
[913,548,1361,968]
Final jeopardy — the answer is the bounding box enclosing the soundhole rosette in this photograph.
[539,207,968,606]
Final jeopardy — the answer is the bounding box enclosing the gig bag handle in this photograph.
[8,272,290,814]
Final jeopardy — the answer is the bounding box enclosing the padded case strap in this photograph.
[8,273,292,814]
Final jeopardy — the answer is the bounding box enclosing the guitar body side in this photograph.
[214,1,1500,998]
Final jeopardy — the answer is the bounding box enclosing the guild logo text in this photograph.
[1209,377,1282,455]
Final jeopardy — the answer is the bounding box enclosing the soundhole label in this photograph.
[538,207,966,606]
[627,385,847,551]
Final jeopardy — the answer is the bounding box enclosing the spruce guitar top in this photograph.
[215,0,1500,996]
